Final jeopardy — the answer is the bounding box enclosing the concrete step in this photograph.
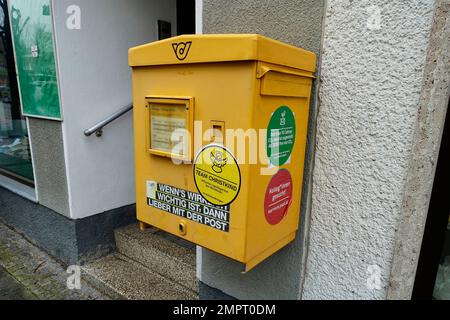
[114,224,198,293]
[81,253,198,300]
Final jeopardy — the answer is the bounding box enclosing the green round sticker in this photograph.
[267,106,296,166]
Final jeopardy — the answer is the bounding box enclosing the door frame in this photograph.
[412,99,450,299]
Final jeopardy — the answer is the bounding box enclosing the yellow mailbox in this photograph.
[129,34,316,272]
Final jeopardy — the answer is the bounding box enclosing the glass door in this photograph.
[0,0,34,186]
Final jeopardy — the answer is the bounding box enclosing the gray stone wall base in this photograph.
[199,281,237,300]
[0,187,136,265]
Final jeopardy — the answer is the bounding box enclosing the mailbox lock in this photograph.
[211,120,225,144]
[178,221,187,236]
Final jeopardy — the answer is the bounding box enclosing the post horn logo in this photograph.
[172,41,192,61]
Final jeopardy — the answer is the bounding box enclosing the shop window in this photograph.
[0,0,34,186]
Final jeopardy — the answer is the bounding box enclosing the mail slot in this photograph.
[129,34,316,272]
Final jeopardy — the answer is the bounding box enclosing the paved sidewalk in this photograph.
[0,220,109,300]
[0,266,37,300]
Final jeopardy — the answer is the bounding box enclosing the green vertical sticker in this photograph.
[10,0,61,120]
[267,106,296,166]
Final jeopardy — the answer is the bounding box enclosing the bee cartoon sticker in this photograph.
[193,144,241,206]
[210,150,228,173]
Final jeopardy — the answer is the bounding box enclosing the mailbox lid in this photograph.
[129,34,316,73]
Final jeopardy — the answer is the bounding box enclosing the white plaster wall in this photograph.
[52,0,176,219]
[302,0,436,299]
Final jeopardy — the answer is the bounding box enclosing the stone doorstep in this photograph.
[114,224,198,293]
[81,253,198,300]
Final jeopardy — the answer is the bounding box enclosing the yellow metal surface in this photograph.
[130,35,316,271]
[129,34,316,72]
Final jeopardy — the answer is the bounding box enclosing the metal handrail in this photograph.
[84,103,133,137]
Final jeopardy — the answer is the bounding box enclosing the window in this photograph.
[0,0,34,186]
